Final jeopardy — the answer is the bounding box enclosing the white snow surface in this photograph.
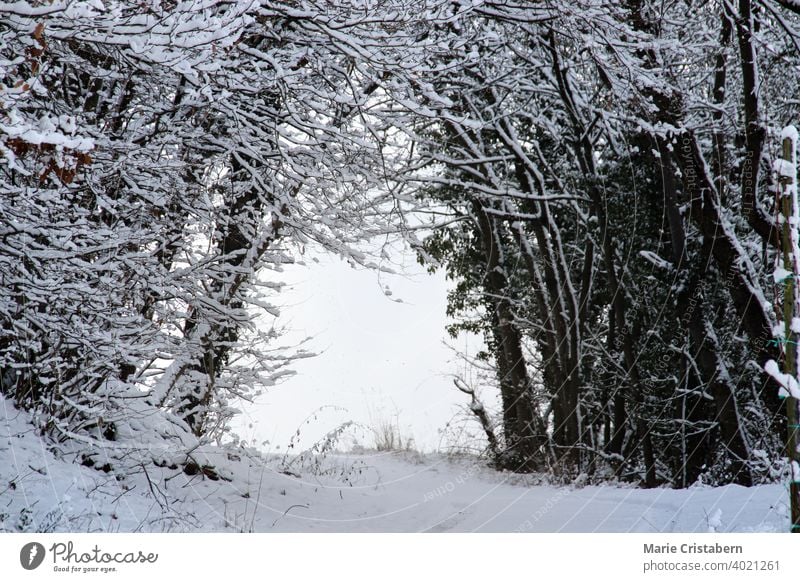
[0,395,788,533]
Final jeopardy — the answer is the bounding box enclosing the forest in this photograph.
[2,0,800,516]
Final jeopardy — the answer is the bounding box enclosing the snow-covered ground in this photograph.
[0,395,788,533]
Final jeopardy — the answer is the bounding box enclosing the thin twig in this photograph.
[271,504,309,528]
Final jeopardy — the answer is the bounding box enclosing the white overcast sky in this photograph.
[233,247,489,454]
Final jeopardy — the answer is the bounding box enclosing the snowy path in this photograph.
[228,453,786,533]
[0,395,788,533]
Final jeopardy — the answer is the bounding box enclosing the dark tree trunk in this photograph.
[473,200,542,470]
